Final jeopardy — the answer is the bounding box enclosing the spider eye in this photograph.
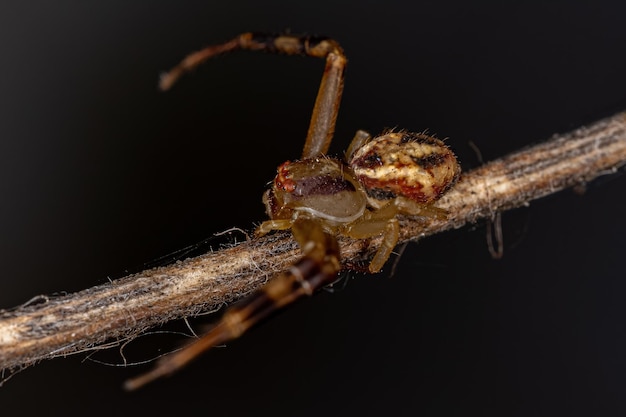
[275,161,297,192]
[276,178,296,192]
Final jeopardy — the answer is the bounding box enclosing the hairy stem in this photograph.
[1,111,625,374]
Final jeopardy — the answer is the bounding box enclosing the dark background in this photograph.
[1,1,626,416]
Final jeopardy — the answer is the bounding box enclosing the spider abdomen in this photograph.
[348,132,460,207]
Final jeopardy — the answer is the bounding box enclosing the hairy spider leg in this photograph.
[158,32,347,159]
[345,130,372,162]
[123,217,340,391]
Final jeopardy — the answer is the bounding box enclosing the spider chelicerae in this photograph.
[124,32,460,390]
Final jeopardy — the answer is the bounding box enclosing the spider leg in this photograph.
[255,218,293,237]
[344,197,446,273]
[368,218,400,273]
[300,39,346,159]
[344,203,401,273]
[346,201,399,236]
[364,199,448,272]
[123,217,340,391]
[393,196,448,219]
[159,32,346,159]
[345,130,372,161]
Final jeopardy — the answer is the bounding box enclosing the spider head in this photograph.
[264,158,367,225]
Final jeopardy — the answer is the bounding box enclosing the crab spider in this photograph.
[124,32,459,390]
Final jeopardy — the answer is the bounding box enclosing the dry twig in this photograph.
[1,111,625,378]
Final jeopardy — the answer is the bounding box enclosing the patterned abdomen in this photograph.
[348,132,460,208]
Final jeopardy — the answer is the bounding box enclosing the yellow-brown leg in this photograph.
[368,218,400,273]
[393,196,447,219]
[344,202,401,273]
[158,32,347,159]
[345,130,372,161]
[301,45,346,158]
[123,218,340,390]
[344,197,446,273]
[255,218,294,237]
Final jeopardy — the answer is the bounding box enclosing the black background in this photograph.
[2,1,626,416]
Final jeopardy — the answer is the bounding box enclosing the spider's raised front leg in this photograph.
[158,32,347,159]
[124,217,340,391]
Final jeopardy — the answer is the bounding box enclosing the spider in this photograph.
[124,32,460,390]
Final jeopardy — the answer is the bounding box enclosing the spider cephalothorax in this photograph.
[262,158,367,225]
[125,32,460,390]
